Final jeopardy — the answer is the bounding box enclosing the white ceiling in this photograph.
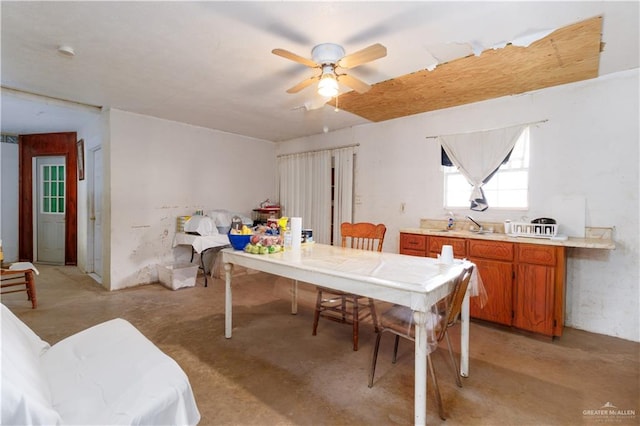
[1,1,638,142]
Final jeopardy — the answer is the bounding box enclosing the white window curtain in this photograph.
[278,150,332,244]
[438,124,526,211]
[332,147,355,245]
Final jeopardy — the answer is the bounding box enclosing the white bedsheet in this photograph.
[1,305,201,426]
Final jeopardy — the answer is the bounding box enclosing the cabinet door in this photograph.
[513,263,556,336]
[428,236,467,258]
[400,233,427,256]
[470,258,513,326]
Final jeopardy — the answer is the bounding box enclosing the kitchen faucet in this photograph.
[466,215,483,231]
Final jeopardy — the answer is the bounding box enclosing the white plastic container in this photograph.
[158,263,198,290]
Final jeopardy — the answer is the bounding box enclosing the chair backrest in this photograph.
[436,265,474,342]
[340,222,386,252]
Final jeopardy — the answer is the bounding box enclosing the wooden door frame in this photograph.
[19,132,78,265]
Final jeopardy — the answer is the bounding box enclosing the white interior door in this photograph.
[91,147,103,278]
[35,156,65,264]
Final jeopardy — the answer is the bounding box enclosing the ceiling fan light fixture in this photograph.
[317,73,338,98]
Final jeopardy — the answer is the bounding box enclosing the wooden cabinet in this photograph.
[399,233,428,257]
[399,232,566,337]
[513,244,565,336]
[468,240,514,326]
[399,233,466,258]
[428,236,467,259]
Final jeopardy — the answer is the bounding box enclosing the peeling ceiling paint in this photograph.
[1,2,637,141]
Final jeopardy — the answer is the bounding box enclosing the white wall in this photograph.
[75,113,105,273]
[277,70,639,342]
[106,109,277,290]
[0,141,19,262]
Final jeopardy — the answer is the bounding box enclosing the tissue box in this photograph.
[158,263,198,290]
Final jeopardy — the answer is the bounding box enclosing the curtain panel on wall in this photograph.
[332,147,355,245]
[278,146,356,245]
[438,124,526,211]
[278,150,332,244]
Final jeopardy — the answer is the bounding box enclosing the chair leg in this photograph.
[428,354,446,421]
[25,271,36,309]
[392,335,400,364]
[368,332,382,388]
[312,288,323,336]
[341,295,347,322]
[445,330,462,387]
[352,296,359,351]
[369,298,379,332]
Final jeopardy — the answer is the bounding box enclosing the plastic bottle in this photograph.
[284,228,292,250]
[447,216,454,230]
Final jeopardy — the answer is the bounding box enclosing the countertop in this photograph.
[400,226,615,250]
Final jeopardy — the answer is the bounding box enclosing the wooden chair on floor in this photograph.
[368,265,474,420]
[312,222,386,351]
[1,267,38,309]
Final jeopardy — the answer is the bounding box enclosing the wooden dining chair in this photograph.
[312,222,387,351]
[368,265,474,420]
[1,267,38,309]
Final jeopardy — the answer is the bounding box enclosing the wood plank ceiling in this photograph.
[331,16,603,122]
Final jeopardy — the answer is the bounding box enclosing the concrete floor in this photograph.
[3,264,638,425]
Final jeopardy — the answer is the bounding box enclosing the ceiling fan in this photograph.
[272,43,387,98]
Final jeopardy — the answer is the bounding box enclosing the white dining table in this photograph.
[222,243,473,425]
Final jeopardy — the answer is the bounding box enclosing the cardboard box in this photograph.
[158,263,198,290]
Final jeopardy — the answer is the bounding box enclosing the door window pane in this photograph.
[41,164,65,214]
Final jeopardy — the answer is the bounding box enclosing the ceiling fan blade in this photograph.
[272,48,318,68]
[286,75,320,94]
[338,43,387,69]
[337,74,371,94]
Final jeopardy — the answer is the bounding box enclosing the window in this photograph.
[444,127,529,209]
[41,164,65,214]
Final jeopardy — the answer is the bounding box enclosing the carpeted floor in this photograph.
[2,264,638,425]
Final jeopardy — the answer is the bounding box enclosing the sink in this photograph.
[425,229,450,233]
[469,229,494,235]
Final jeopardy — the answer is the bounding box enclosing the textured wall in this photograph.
[107,109,277,290]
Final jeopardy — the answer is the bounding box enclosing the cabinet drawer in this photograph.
[429,236,466,258]
[400,233,427,252]
[468,240,514,261]
[401,248,427,257]
[517,244,557,266]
